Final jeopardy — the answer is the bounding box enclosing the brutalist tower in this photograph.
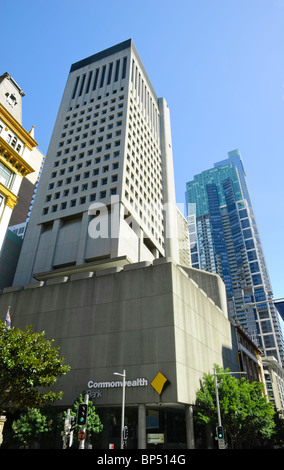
[13,39,180,286]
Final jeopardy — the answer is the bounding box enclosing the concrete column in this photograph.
[185,405,195,449]
[137,227,143,262]
[158,98,179,264]
[110,197,122,258]
[138,404,146,449]
[49,219,62,268]
[76,211,89,265]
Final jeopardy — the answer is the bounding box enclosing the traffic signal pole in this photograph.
[113,369,126,449]
[79,394,89,449]
[213,368,222,430]
[213,368,246,449]
[62,408,71,449]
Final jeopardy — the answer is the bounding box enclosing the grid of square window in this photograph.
[124,81,164,249]
[41,94,124,217]
[40,52,165,252]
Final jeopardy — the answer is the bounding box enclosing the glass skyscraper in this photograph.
[185,149,284,367]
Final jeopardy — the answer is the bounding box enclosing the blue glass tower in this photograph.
[185,150,284,367]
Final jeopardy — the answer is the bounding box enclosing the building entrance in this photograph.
[95,404,188,449]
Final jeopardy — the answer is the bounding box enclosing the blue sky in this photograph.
[2,0,284,310]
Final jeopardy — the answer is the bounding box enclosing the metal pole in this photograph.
[114,370,126,449]
[63,408,70,449]
[214,368,222,427]
[121,370,126,449]
[213,369,246,448]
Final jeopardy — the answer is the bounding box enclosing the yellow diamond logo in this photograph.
[151,372,170,395]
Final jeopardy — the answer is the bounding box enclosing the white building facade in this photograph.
[13,39,180,286]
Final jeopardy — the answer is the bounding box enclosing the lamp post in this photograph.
[114,369,126,449]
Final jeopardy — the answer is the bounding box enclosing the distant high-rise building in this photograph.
[186,149,284,366]
[13,39,181,286]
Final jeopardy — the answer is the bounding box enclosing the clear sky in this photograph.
[2,1,284,310]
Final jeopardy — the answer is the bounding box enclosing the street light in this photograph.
[114,369,126,449]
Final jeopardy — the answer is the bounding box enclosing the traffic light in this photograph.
[77,403,88,425]
[217,425,224,439]
[123,425,128,440]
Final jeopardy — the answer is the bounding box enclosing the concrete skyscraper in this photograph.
[185,149,284,368]
[1,40,244,448]
[13,39,180,286]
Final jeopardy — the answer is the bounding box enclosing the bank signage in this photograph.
[87,377,148,398]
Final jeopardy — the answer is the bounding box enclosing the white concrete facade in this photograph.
[0,259,239,448]
[13,40,180,286]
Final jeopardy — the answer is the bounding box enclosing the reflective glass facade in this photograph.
[185,150,284,367]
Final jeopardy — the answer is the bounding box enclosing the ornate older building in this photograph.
[0,73,39,252]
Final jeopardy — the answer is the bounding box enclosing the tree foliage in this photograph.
[0,321,70,412]
[195,365,276,448]
[11,407,52,448]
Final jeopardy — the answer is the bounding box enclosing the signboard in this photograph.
[147,433,164,444]
[78,430,86,441]
[218,438,226,449]
[87,377,148,399]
